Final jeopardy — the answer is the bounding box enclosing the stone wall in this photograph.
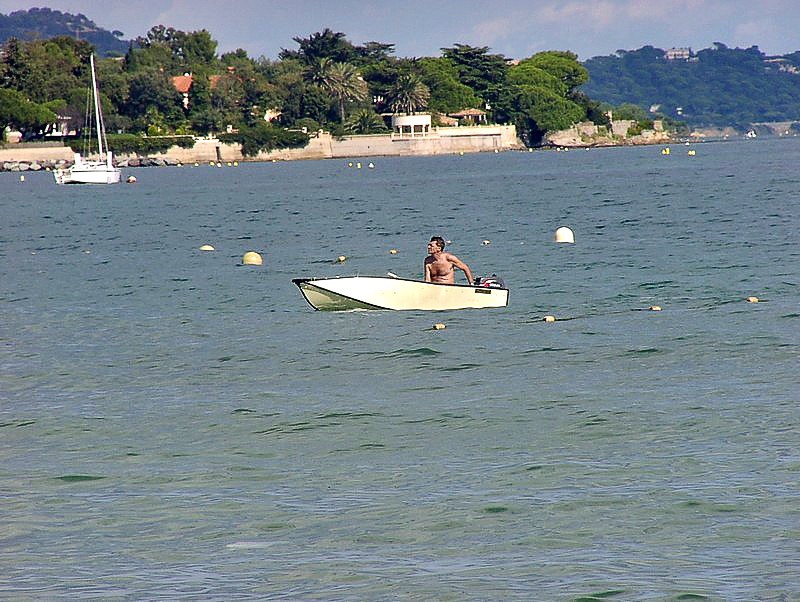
[0,125,525,171]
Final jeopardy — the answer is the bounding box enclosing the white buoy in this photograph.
[19,175,25,182]
[543,315,556,322]
[126,175,137,183]
[433,323,446,330]
[746,296,760,303]
[481,240,491,245]
[389,249,398,254]
[200,244,215,251]
[554,226,575,244]
[336,255,347,263]
[368,162,375,169]
[649,305,662,311]
[242,251,263,266]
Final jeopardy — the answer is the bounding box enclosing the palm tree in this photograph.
[386,74,430,114]
[345,108,387,134]
[328,62,367,122]
[306,58,367,122]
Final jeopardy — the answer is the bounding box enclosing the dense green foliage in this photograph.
[582,44,800,127]
[0,10,616,148]
[219,123,309,156]
[0,8,129,56]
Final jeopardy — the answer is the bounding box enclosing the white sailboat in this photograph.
[54,54,121,185]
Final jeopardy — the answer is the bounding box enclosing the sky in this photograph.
[2,0,799,61]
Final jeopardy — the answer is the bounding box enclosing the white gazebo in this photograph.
[391,114,432,139]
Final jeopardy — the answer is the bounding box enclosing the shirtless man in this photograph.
[424,236,474,285]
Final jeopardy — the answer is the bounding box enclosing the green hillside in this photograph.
[582,43,800,128]
[0,7,129,57]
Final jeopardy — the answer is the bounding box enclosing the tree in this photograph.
[345,108,387,134]
[0,88,57,134]
[306,59,367,122]
[280,28,357,65]
[386,73,430,114]
[441,44,508,104]
[417,57,481,113]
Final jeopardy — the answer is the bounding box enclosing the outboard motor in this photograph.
[474,274,505,288]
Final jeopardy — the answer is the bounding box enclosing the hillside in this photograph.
[0,7,129,56]
[581,43,800,128]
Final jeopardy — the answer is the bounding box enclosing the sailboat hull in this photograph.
[293,276,509,311]
[54,159,121,184]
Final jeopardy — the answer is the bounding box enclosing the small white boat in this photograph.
[54,54,121,185]
[293,275,509,311]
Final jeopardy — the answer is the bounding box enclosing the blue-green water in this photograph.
[1,139,798,600]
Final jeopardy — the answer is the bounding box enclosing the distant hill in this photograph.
[581,43,800,128]
[0,7,130,56]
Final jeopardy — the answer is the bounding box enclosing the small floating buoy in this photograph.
[199,244,215,251]
[347,162,353,167]
[662,147,671,155]
[19,175,24,182]
[336,255,347,263]
[356,162,362,169]
[242,251,263,266]
[227,162,232,167]
[126,175,137,183]
[433,323,446,330]
[554,226,575,244]
[389,249,398,255]
[209,161,215,167]
[543,315,557,322]
[368,162,375,169]
[649,305,662,311]
[216,162,223,168]
[746,296,759,303]
[233,161,238,166]
[687,149,696,156]
[481,240,491,246]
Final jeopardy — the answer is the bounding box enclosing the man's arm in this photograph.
[448,253,473,284]
[423,260,432,282]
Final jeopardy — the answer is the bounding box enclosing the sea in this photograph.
[1,138,798,601]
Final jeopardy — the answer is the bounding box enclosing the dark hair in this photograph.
[430,236,446,250]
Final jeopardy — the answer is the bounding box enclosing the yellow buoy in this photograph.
[242,251,263,266]
[543,315,556,322]
[200,244,215,251]
[233,161,238,166]
[688,149,696,156]
[746,296,759,303]
[433,323,446,330]
[554,226,575,244]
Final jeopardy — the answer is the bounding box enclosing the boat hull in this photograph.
[54,162,121,184]
[293,276,509,311]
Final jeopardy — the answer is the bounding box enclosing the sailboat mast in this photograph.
[90,54,105,159]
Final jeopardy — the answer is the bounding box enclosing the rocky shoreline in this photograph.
[0,156,186,172]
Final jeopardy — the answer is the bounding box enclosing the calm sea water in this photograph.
[1,139,798,600]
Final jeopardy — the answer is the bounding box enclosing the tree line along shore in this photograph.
[2,24,685,162]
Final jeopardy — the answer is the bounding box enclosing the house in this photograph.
[448,108,487,124]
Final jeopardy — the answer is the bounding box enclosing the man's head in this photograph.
[428,236,446,252]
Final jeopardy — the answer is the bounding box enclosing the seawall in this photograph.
[0,125,525,170]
